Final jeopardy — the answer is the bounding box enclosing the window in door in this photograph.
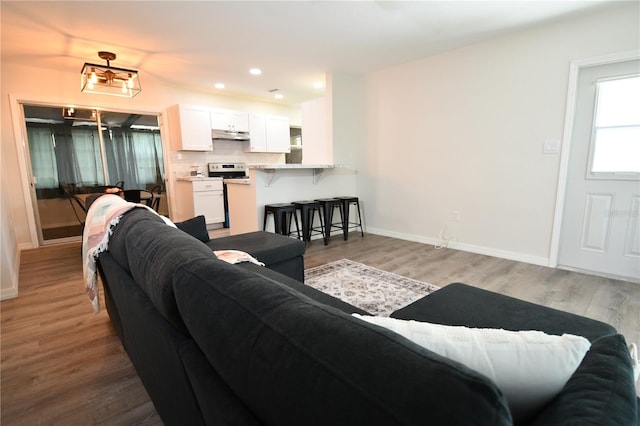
[588,74,640,177]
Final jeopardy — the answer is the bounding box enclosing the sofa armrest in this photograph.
[531,333,638,426]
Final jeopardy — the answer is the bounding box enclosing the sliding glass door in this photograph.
[22,104,166,244]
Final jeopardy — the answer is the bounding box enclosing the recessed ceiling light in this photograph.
[274,93,284,100]
[214,83,225,89]
[313,81,324,89]
[249,68,262,76]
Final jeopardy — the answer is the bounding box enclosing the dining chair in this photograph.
[149,185,162,211]
[123,189,154,207]
[62,186,87,229]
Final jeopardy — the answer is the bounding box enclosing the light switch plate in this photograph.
[543,139,561,154]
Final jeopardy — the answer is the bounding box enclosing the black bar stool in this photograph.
[263,203,301,238]
[315,198,342,245]
[335,196,364,240]
[292,200,325,242]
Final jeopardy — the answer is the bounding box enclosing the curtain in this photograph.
[27,125,58,189]
[52,125,83,186]
[68,127,104,187]
[105,128,164,190]
[105,128,140,189]
[26,122,164,192]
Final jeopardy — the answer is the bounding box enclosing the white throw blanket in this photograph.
[213,250,265,266]
[82,194,174,313]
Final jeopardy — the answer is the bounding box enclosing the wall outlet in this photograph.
[452,210,461,222]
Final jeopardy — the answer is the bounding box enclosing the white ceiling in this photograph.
[1,1,617,105]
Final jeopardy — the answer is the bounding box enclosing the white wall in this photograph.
[358,3,639,265]
[301,97,332,164]
[330,72,366,169]
[1,152,20,298]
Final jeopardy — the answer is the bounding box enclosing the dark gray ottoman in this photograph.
[206,231,306,282]
[391,283,616,342]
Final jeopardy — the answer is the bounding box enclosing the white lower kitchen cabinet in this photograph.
[174,179,224,225]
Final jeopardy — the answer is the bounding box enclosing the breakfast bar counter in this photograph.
[225,164,357,236]
[248,164,343,186]
[248,164,340,169]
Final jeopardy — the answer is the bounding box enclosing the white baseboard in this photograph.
[366,227,550,267]
[18,241,37,251]
[1,286,18,300]
[558,265,640,284]
[1,248,20,301]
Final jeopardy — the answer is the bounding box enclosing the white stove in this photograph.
[207,163,247,179]
[207,163,247,227]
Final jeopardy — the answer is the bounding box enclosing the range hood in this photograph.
[211,129,250,141]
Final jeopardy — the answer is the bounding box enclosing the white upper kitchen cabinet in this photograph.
[265,115,291,152]
[245,114,290,153]
[246,113,267,152]
[166,104,212,151]
[210,108,250,132]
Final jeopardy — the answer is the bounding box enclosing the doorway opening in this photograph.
[22,104,166,244]
[553,55,639,283]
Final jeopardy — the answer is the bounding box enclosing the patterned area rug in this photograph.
[304,259,440,316]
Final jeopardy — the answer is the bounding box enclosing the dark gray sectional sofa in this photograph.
[96,207,638,425]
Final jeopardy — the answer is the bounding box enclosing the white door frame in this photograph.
[9,94,165,248]
[549,50,640,268]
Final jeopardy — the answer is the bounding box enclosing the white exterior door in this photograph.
[558,59,640,282]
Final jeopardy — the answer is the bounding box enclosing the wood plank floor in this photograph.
[2,233,638,424]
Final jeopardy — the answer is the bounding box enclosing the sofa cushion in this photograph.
[97,253,207,425]
[532,333,639,426]
[175,215,210,243]
[108,208,165,274]
[239,262,370,316]
[354,315,591,424]
[123,214,217,332]
[173,257,512,426]
[178,339,262,426]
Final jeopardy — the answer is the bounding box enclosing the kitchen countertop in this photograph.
[175,176,222,181]
[248,164,341,170]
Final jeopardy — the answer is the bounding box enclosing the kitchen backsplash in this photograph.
[170,139,284,177]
